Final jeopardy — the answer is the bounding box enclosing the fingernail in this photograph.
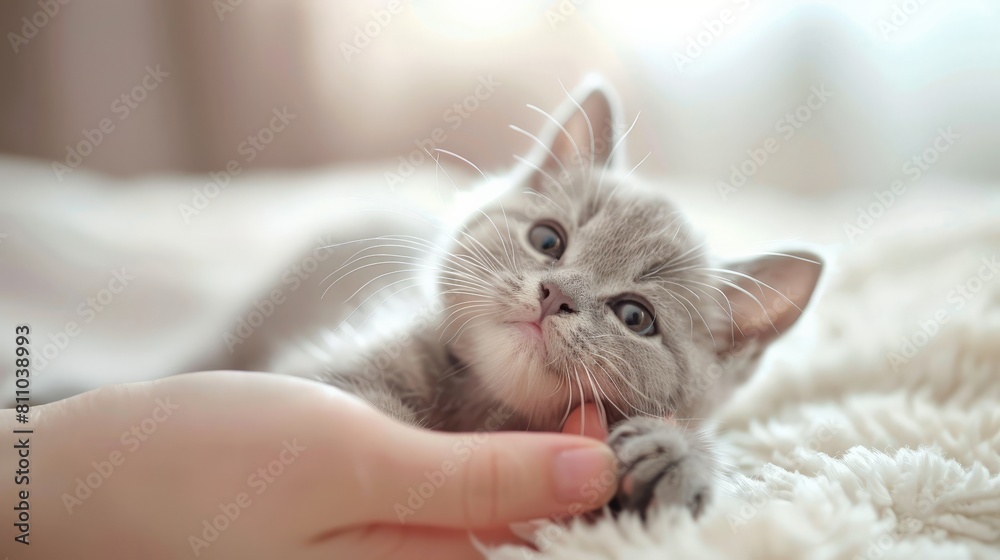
[554,445,615,503]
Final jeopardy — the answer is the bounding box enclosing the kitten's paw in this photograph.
[608,417,714,518]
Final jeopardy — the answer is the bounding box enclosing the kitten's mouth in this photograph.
[511,320,544,343]
[498,321,636,429]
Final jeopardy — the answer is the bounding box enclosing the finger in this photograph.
[364,423,617,529]
[560,403,608,440]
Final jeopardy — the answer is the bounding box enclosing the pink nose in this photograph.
[539,283,576,319]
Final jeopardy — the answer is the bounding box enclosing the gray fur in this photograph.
[311,81,824,518]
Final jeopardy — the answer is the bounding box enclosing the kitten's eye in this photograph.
[611,299,656,336]
[528,223,565,259]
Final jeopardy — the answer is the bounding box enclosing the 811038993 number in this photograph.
[14,325,31,418]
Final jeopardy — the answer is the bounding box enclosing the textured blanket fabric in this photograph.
[490,217,1000,559]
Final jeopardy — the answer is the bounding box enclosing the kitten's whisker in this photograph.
[472,207,517,273]
[591,354,650,418]
[544,379,565,399]
[437,289,492,301]
[308,202,510,283]
[328,265,427,309]
[739,251,821,266]
[644,210,686,239]
[453,228,510,276]
[582,363,609,430]
[435,267,495,288]
[527,103,584,180]
[670,289,717,347]
[389,233,504,278]
[319,238,495,291]
[660,261,710,275]
[432,148,522,275]
[667,243,709,271]
[650,274,716,343]
[521,189,569,216]
[512,155,573,208]
[588,360,631,421]
[437,275,494,296]
[655,278,703,307]
[558,79,595,184]
[318,240,423,288]
[439,300,492,330]
[596,112,640,194]
[558,373,574,429]
[325,251,492,295]
[606,151,651,203]
[437,360,475,381]
[509,124,570,180]
[439,297,491,320]
[572,367,587,435]
[444,308,494,346]
[588,349,643,407]
[337,277,430,330]
[439,301,495,334]
[326,261,462,304]
[699,267,803,312]
[451,231,505,275]
[434,148,490,183]
[435,263,497,288]
[346,200,502,273]
[641,249,709,279]
[640,213,691,251]
[706,276,774,338]
[349,275,466,329]
[681,279,734,316]
[544,352,563,369]
[377,233,503,280]
[499,204,520,275]
[440,312,484,345]
[683,278,740,343]
[428,151,517,272]
[657,288,698,340]
[597,364,645,418]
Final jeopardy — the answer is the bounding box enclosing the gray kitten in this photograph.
[312,80,822,518]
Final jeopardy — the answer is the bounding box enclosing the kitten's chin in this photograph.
[456,322,571,429]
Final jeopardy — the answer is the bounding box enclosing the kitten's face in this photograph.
[437,84,822,430]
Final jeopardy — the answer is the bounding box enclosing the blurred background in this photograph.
[1,0,999,403]
[3,0,999,190]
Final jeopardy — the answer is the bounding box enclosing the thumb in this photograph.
[366,421,617,529]
[561,403,609,440]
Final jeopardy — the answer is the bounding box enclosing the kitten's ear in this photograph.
[712,251,823,355]
[531,78,622,191]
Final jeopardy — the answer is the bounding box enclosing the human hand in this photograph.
[560,403,609,440]
[1,371,617,559]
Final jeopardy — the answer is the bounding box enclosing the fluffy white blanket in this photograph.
[490,215,1000,559]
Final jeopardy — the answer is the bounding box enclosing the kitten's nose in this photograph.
[539,283,576,319]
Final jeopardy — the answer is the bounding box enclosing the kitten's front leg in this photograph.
[324,368,427,428]
[608,417,715,518]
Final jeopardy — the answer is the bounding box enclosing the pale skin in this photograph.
[1,371,613,560]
